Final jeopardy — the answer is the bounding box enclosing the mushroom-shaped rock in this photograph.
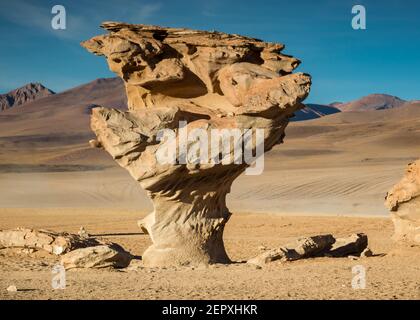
[385,160,420,245]
[81,22,311,267]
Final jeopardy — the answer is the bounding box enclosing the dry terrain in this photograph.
[1,208,419,300]
[0,79,419,299]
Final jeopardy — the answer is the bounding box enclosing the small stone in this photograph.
[20,248,35,254]
[348,255,359,260]
[78,226,89,239]
[7,285,17,292]
[360,248,373,258]
[88,139,102,148]
[257,245,268,251]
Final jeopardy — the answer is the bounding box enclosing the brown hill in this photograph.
[0,83,55,111]
[0,77,126,165]
[334,94,406,112]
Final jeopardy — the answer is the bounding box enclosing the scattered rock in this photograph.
[327,233,368,257]
[7,285,17,292]
[137,217,150,235]
[290,235,336,259]
[88,139,102,148]
[257,245,268,251]
[248,233,371,265]
[60,244,131,269]
[0,228,101,255]
[19,248,36,255]
[248,234,335,266]
[126,259,144,271]
[385,160,420,245]
[78,226,89,239]
[360,248,373,258]
[81,22,311,267]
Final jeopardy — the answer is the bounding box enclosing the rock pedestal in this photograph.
[82,22,311,266]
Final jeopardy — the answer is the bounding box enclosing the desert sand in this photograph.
[1,208,419,300]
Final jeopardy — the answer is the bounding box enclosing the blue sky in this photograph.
[0,0,419,104]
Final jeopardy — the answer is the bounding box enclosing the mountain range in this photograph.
[0,78,419,215]
[0,83,55,111]
[1,79,417,122]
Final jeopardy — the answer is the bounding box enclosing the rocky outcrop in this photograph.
[248,235,335,266]
[248,233,369,266]
[385,160,420,245]
[0,228,101,255]
[0,83,54,111]
[60,244,131,269]
[81,22,311,267]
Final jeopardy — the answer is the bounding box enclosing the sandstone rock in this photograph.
[81,22,311,267]
[385,160,420,245]
[248,235,335,266]
[327,233,368,257]
[60,244,131,269]
[0,228,101,255]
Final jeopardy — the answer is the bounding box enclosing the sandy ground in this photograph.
[0,208,419,300]
[1,104,418,215]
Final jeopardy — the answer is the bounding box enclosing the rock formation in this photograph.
[0,228,132,269]
[248,233,368,266]
[0,83,54,111]
[385,160,420,245]
[81,22,311,267]
[61,244,131,269]
[0,228,100,255]
[248,235,335,266]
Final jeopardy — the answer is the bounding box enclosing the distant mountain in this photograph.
[292,104,341,121]
[0,83,55,111]
[333,94,406,112]
[0,77,127,165]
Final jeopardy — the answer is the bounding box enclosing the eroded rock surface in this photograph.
[248,233,369,266]
[385,160,420,244]
[248,235,335,266]
[81,22,311,267]
[60,244,131,269]
[327,233,368,257]
[0,228,100,255]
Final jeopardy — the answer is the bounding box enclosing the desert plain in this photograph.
[0,87,419,299]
